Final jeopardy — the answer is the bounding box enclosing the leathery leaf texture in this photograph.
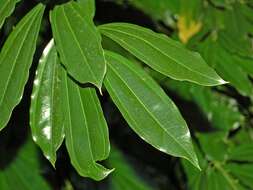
[0,4,45,130]
[30,40,65,166]
[99,22,226,86]
[50,1,106,89]
[104,51,199,169]
[62,69,112,180]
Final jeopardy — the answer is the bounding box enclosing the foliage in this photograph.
[0,0,252,189]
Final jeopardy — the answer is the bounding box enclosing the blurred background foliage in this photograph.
[1,0,253,189]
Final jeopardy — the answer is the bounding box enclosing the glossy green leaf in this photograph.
[0,4,45,130]
[107,146,153,190]
[50,1,106,89]
[62,70,111,180]
[0,140,51,190]
[0,0,21,29]
[228,144,253,162]
[99,22,225,86]
[30,40,65,166]
[104,51,199,168]
[225,163,253,189]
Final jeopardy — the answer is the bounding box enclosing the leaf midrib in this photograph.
[107,61,193,161]
[60,6,98,84]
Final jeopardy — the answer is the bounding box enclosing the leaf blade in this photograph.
[0,4,45,130]
[30,40,65,166]
[99,23,225,86]
[50,1,106,88]
[62,70,111,181]
[104,51,199,168]
[0,0,21,29]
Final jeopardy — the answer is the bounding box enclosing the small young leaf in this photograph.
[0,0,21,29]
[30,40,65,166]
[0,4,45,130]
[62,70,111,180]
[104,51,199,169]
[50,1,106,89]
[99,23,225,86]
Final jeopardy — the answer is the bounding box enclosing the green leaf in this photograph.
[62,70,111,180]
[30,40,65,166]
[228,144,253,162]
[0,140,51,190]
[77,0,95,19]
[50,1,106,89]
[107,146,153,190]
[206,168,239,190]
[234,55,253,78]
[181,144,207,190]
[104,51,199,169]
[99,22,225,86]
[0,173,8,189]
[197,132,228,162]
[0,0,21,29]
[198,37,253,96]
[214,45,253,96]
[225,163,253,189]
[0,4,45,130]
[218,7,253,57]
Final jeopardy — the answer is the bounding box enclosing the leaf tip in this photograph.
[188,157,201,171]
[106,167,115,176]
[218,78,229,85]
